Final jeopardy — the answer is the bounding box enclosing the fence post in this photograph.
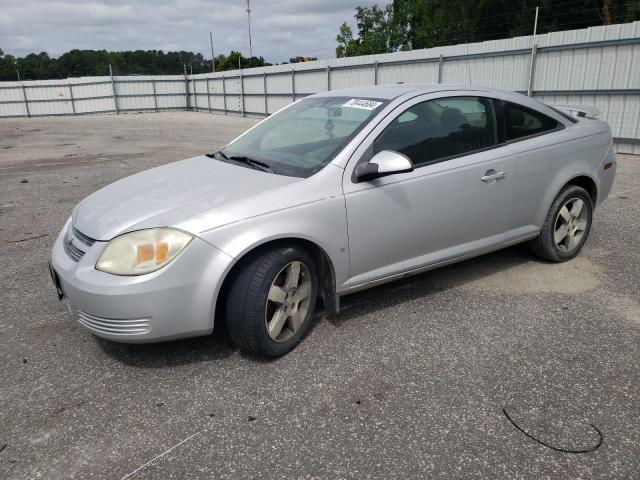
[326,65,331,91]
[68,82,76,115]
[373,60,378,85]
[21,84,30,118]
[193,78,198,111]
[151,79,158,112]
[109,64,118,114]
[527,44,538,97]
[183,69,191,111]
[291,68,296,102]
[437,55,444,83]
[222,75,227,114]
[263,72,268,115]
[240,72,245,117]
[206,78,211,113]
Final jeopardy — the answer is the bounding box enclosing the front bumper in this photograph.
[50,222,234,343]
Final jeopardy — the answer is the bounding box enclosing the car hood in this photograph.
[72,155,300,241]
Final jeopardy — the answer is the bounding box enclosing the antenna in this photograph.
[246,0,253,58]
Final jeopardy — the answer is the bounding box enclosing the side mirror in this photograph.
[354,150,414,182]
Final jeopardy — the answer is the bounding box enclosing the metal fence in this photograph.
[1,21,639,153]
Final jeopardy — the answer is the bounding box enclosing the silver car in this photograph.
[50,84,617,357]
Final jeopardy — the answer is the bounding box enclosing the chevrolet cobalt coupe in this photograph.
[50,84,616,357]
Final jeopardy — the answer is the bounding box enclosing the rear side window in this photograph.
[373,96,497,167]
[504,102,559,140]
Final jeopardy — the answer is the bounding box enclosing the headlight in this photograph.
[96,228,193,276]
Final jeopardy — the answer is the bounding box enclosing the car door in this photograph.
[342,94,520,288]
[496,100,571,231]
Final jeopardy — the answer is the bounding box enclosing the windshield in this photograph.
[222,96,387,177]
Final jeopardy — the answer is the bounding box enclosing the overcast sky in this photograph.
[0,0,381,62]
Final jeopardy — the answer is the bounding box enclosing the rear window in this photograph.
[504,102,560,141]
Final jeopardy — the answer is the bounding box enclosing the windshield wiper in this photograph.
[229,155,273,173]
[208,150,273,173]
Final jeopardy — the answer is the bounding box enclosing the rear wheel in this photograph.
[225,246,318,357]
[529,185,593,262]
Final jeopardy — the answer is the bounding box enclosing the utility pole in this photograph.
[246,0,253,58]
[527,6,540,97]
[209,31,216,72]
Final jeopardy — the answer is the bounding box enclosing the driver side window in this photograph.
[373,96,497,167]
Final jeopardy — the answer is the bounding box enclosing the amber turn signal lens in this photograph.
[137,243,154,262]
[156,241,169,263]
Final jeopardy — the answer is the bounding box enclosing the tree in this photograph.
[336,23,360,57]
[337,0,640,57]
[0,48,273,80]
[336,5,397,57]
[0,48,18,81]
[289,56,318,63]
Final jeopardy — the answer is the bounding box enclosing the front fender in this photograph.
[198,195,350,292]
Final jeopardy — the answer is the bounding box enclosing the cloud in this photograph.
[0,0,379,64]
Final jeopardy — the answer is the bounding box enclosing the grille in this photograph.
[63,226,96,262]
[72,227,95,247]
[77,310,151,335]
[63,237,86,262]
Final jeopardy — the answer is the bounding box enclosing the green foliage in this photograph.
[0,49,272,81]
[337,0,640,57]
[289,56,318,63]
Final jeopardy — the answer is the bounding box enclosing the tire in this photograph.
[529,184,593,262]
[225,245,319,358]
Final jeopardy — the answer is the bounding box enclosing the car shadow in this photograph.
[99,243,543,366]
[331,243,543,324]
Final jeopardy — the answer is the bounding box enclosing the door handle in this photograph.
[481,170,506,183]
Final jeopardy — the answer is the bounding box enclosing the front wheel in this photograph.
[529,185,593,262]
[225,245,318,357]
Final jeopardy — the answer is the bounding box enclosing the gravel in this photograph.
[0,112,638,479]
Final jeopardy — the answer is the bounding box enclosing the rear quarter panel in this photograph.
[511,120,612,229]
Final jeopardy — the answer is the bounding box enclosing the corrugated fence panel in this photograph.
[74,97,113,114]
[156,95,185,110]
[244,95,265,114]
[1,22,638,151]
[265,73,291,94]
[243,76,264,95]
[267,95,290,115]
[377,61,438,84]
[331,65,375,89]
[210,93,225,111]
[294,70,326,94]
[224,77,241,95]
[0,102,26,117]
[117,95,155,111]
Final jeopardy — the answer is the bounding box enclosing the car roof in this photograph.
[312,83,499,100]
[311,83,564,121]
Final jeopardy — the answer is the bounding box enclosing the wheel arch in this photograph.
[565,174,598,205]
[213,236,339,329]
[537,172,598,228]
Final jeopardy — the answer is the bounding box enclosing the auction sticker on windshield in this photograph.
[342,99,383,110]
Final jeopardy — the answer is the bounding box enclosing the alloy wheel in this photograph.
[264,261,313,342]
[554,197,588,253]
